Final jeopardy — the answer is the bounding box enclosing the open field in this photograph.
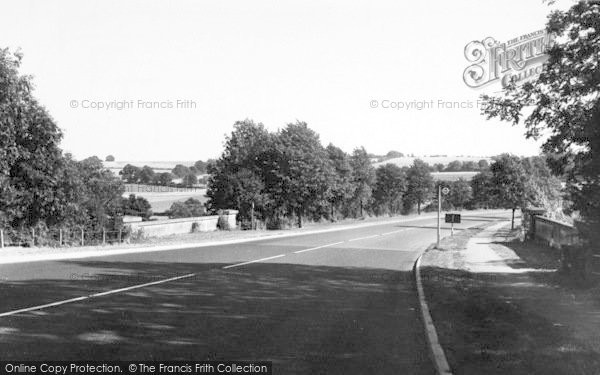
[431,171,479,181]
[123,189,208,213]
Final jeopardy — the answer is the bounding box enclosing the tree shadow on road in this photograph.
[0,260,433,375]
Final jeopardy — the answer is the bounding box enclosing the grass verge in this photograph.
[420,227,600,375]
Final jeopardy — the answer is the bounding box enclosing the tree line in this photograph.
[119,160,211,187]
[206,119,562,229]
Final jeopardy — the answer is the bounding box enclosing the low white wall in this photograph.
[128,210,238,238]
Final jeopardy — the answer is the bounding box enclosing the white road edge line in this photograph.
[0,273,197,318]
[222,254,286,269]
[293,241,344,254]
[348,234,380,242]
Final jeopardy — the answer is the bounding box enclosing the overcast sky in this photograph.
[1,0,574,161]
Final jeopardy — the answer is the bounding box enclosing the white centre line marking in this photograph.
[380,229,408,236]
[222,254,286,269]
[0,273,197,318]
[293,241,344,254]
[1,253,292,317]
[348,234,380,242]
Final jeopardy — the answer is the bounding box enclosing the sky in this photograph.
[1,0,574,161]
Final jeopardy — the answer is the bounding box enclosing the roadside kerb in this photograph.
[414,253,453,375]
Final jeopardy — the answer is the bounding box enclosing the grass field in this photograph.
[431,171,479,181]
[123,189,208,213]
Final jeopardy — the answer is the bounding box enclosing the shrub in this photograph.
[217,215,230,230]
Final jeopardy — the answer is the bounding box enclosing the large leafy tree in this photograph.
[277,121,335,227]
[0,49,68,229]
[138,165,156,184]
[481,1,600,242]
[405,159,434,215]
[488,154,530,229]
[372,164,407,215]
[171,164,192,179]
[206,119,274,221]
[448,178,473,210]
[119,164,141,183]
[326,144,355,219]
[350,147,376,217]
[76,156,125,229]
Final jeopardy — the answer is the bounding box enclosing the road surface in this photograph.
[0,212,510,374]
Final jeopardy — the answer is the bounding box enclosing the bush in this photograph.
[217,215,231,230]
[265,216,293,230]
[168,198,206,218]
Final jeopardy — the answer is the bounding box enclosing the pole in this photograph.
[437,185,441,248]
[80,228,84,246]
[102,228,106,245]
[251,201,255,230]
[59,229,63,246]
[31,228,35,247]
[0,229,4,249]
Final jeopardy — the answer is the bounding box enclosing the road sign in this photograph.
[441,187,450,195]
[445,213,461,224]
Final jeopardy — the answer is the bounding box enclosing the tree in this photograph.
[471,170,494,209]
[445,160,463,172]
[119,164,141,183]
[386,150,404,159]
[121,194,152,220]
[0,49,69,229]
[276,121,335,227]
[405,159,434,214]
[521,156,564,220]
[350,147,376,217]
[433,163,445,172]
[372,164,407,215]
[76,156,125,229]
[138,165,155,184]
[326,144,355,219]
[153,172,174,186]
[477,159,489,170]
[0,48,124,241]
[448,178,473,210]
[172,164,191,179]
[194,160,208,174]
[182,173,198,187]
[206,119,274,222]
[481,2,600,243]
[105,155,115,162]
[489,154,529,229]
[461,161,477,171]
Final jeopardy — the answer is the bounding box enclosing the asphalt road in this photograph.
[0,211,510,374]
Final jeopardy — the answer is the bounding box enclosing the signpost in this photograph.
[445,213,461,236]
[437,185,451,248]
